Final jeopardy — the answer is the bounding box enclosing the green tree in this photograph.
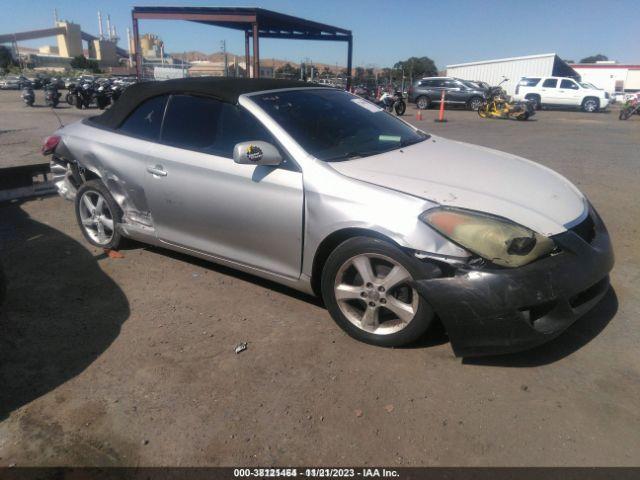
[0,45,17,70]
[579,54,608,64]
[275,62,300,79]
[70,55,101,73]
[393,56,438,81]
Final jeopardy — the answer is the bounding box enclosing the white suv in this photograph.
[514,76,609,112]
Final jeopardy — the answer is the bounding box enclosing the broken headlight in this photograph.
[419,207,555,268]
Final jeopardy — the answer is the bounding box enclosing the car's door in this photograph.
[144,94,304,279]
[540,78,560,104]
[558,78,581,106]
[96,94,170,225]
[442,79,466,104]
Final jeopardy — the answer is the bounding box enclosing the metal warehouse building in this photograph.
[446,53,578,96]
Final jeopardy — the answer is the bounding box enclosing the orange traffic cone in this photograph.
[434,90,448,123]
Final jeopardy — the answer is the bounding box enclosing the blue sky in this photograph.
[4,0,639,68]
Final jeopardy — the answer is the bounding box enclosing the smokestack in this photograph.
[127,27,133,67]
[97,11,104,40]
[54,8,59,24]
[106,14,112,40]
[112,25,117,41]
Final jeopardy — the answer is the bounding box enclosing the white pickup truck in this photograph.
[514,76,610,112]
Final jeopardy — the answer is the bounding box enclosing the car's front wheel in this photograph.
[582,97,600,113]
[321,237,435,347]
[75,180,123,250]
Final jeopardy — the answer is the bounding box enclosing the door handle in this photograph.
[147,165,167,177]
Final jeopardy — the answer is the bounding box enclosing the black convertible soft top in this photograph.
[89,77,326,129]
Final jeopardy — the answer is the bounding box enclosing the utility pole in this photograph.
[221,40,228,77]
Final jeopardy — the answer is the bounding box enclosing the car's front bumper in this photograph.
[414,208,614,357]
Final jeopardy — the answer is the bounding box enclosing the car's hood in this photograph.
[329,136,587,236]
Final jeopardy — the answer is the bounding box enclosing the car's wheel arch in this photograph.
[310,227,405,297]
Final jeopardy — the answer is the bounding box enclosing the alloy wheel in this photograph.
[469,98,483,110]
[333,253,419,335]
[584,99,598,112]
[78,190,115,246]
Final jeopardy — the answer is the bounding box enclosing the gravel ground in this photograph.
[1,90,639,466]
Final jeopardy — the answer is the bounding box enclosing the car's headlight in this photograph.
[419,208,555,268]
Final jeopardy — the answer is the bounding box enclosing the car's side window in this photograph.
[161,94,224,152]
[560,79,579,90]
[160,94,284,162]
[542,78,558,88]
[519,78,541,87]
[118,95,168,141]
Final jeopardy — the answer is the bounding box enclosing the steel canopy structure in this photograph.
[131,6,353,88]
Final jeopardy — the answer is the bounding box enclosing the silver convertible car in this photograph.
[44,78,613,356]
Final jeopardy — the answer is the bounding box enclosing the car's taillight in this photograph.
[41,135,60,155]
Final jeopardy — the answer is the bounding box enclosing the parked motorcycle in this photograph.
[478,78,534,121]
[21,83,35,107]
[74,82,94,109]
[376,89,407,116]
[44,84,61,108]
[66,82,77,105]
[619,96,640,120]
[110,84,123,103]
[95,84,111,110]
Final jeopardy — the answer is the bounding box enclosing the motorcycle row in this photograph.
[21,78,128,110]
[355,86,408,116]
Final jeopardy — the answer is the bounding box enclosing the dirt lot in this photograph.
[1,90,639,466]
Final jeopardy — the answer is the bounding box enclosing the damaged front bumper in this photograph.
[414,208,614,357]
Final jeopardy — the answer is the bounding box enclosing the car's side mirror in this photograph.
[233,141,282,166]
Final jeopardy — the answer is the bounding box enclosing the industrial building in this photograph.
[446,53,578,95]
[0,11,126,70]
[570,62,640,94]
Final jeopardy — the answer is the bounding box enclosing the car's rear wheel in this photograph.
[321,237,435,347]
[525,94,541,110]
[75,180,123,250]
[416,96,430,110]
[467,96,483,111]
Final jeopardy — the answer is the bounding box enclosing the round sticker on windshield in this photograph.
[246,144,263,162]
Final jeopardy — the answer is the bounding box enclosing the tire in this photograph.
[394,100,406,116]
[525,94,541,111]
[467,96,483,111]
[416,96,430,110]
[75,95,83,109]
[582,97,599,113]
[66,93,74,105]
[75,180,123,250]
[321,236,436,347]
[619,108,631,120]
[477,105,488,118]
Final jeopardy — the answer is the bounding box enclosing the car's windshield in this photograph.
[250,88,428,162]
[579,82,597,89]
